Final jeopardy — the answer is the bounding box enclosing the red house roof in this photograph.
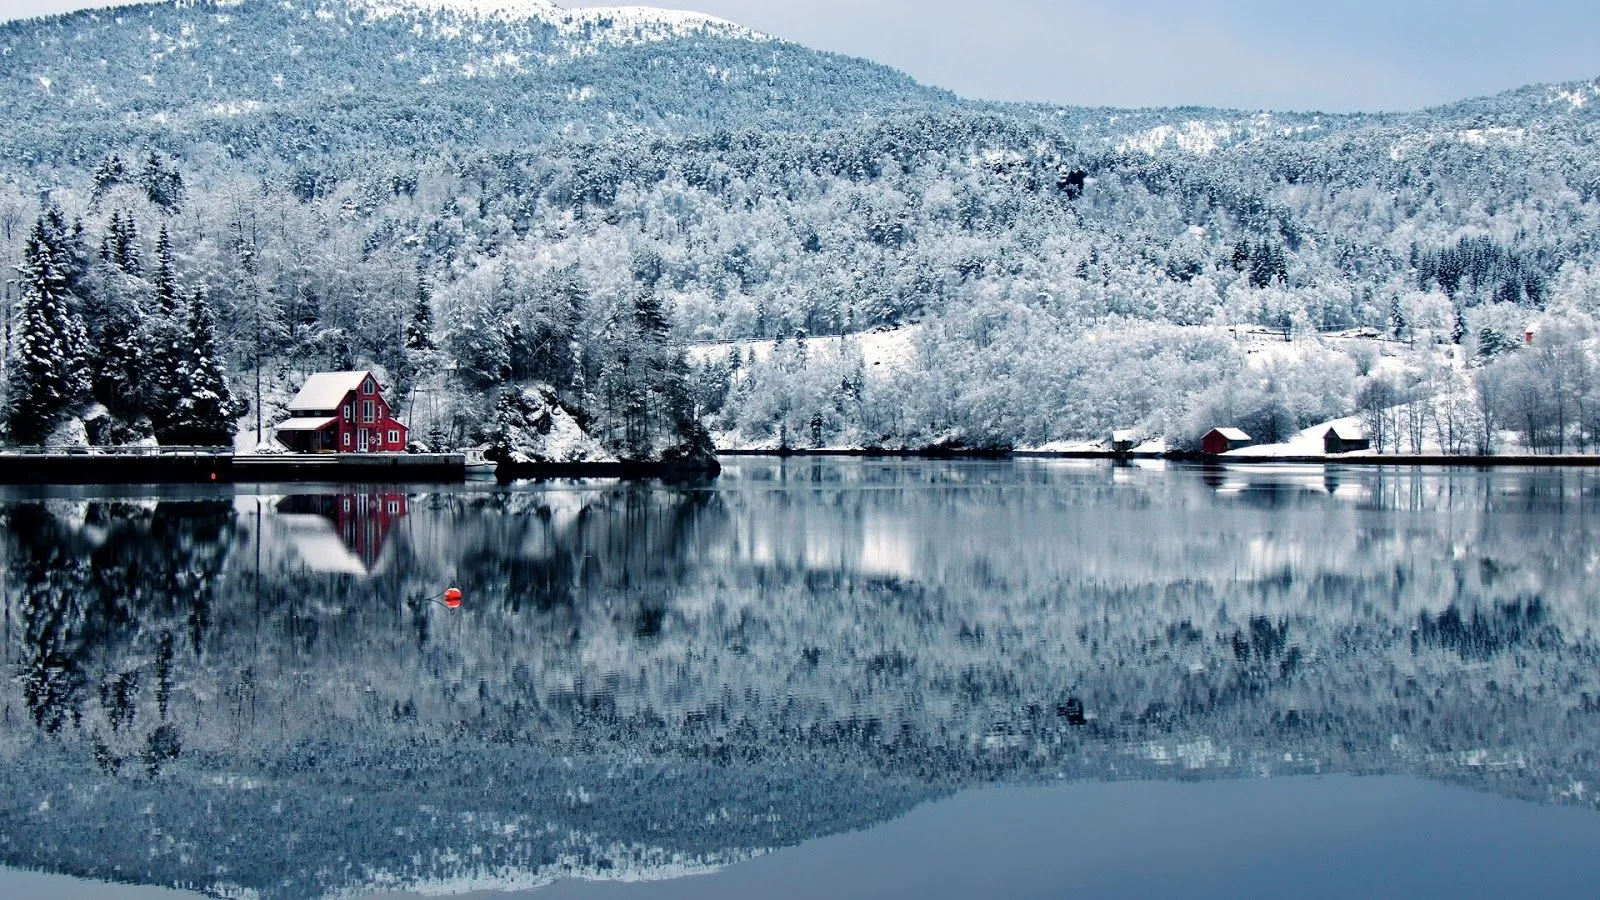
[288,371,380,412]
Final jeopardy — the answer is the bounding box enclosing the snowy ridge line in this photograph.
[353,0,770,43]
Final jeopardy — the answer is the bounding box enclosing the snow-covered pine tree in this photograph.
[111,210,139,275]
[445,289,510,389]
[165,288,239,446]
[83,273,146,422]
[90,153,127,204]
[152,225,177,315]
[404,266,435,353]
[4,219,90,443]
[100,210,120,264]
[525,264,584,387]
[143,225,186,435]
[1388,295,1408,340]
[41,205,90,292]
[140,152,185,212]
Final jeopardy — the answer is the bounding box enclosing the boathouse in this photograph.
[1323,423,1370,454]
[1110,430,1137,455]
[1200,427,1253,455]
[274,371,409,453]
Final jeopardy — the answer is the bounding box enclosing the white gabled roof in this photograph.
[1112,430,1138,442]
[1325,423,1367,441]
[1211,427,1252,441]
[288,372,375,412]
[274,416,338,432]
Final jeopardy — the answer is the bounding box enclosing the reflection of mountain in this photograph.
[1,461,1599,897]
[275,493,409,575]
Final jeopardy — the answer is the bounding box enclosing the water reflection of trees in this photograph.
[2,464,1599,897]
[5,501,232,744]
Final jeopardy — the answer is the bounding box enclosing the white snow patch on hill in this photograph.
[688,325,922,373]
[1223,416,1371,458]
[1389,127,1526,161]
[1119,121,1235,155]
[1552,83,1599,109]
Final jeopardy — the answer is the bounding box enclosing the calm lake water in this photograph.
[1,458,1598,898]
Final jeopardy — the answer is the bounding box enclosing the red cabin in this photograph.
[1200,427,1253,456]
[274,371,409,453]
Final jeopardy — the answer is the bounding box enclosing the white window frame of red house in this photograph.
[343,404,351,420]
[362,399,375,422]
[363,378,375,395]
[343,432,351,447]
[388,429,400,444]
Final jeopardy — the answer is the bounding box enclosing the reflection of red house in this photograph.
[278,492,408,573]
[274,371,409,453]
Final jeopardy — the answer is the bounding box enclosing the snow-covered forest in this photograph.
[3,0,1600,453]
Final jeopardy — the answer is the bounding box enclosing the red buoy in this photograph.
[444,588,462,609]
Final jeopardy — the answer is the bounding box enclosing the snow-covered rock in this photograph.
[43,414,88,449]
[485,385,615,464]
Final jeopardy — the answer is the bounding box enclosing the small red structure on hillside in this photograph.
[274,371,409,453]
[1201,427,1253,455]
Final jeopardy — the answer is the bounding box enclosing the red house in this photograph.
[1200,427,1253,455]
[274,371,409,453]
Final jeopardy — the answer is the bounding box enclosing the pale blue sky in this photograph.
[3,0,1597,112]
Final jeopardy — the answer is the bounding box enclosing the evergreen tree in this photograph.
[114,210,140,274]
[99,210,141,274]
[525,265,584,386]
[1450,304,1467,345]
[90,153,127,204]
[100,210,120,264]
[1476,326,1516,365]
[140,152,185,211]
[41,205,90,291]
[83,279,146,421]
[404,267,435,353]
[152,225,177,314]
[164,288,239,445]
[4,219,90,442]
[143,225,186,433]
[1388,296,1407,340]
[445,291,510,389]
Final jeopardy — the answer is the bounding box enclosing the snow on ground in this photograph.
[1224,416,1372,458]
[1025,438,1104,453]
[688,325,922,373]
[233,370,301,454]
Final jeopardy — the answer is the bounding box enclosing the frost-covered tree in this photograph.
[163,288,240,446]
[142,225,187,433]
[140,152,185,212]
[4,218,90,442]
[404,267,435,354]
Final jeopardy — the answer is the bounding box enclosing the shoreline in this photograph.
[2,446,1595,486]
[720,448,1600,467]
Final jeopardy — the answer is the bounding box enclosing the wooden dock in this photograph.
[0,448,466,484]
